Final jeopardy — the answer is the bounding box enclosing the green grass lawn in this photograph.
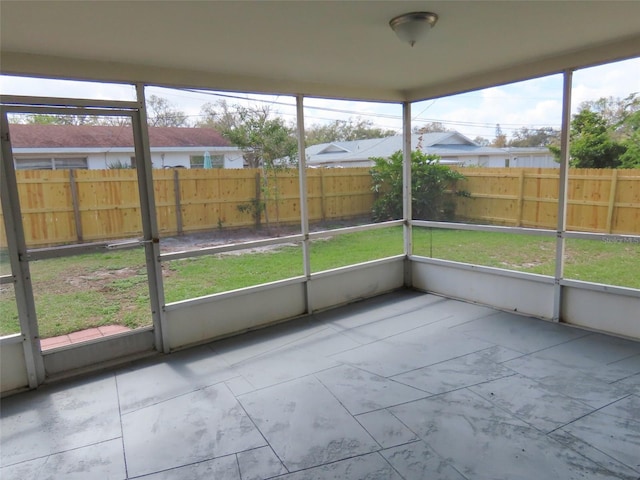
[1,227,638,338]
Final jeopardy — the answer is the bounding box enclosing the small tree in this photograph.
[371,150,468,222]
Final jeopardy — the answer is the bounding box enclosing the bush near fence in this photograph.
[0,167,638,248]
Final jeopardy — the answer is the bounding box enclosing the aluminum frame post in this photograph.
[0,109,45,387]
[402,102,413,286]
[296,95,312,313]
[134,84,169,352]
[553,70,573,322]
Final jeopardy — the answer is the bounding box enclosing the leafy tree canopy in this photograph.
[305,117,396,146]
[412,122,451,134]
[550,94,640,168]
[199,101,297,168]
[508,126,560,148]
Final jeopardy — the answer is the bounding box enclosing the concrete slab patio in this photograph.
[1,290,639,479]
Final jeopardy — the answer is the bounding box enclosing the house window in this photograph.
[190,154,224,169]
[14,157,88,170]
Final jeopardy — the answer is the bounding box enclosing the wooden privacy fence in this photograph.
[0,167,638,248]
[0,168,375,248]
[452,168,640,234]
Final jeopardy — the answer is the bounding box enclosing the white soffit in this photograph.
[1,1,639,102]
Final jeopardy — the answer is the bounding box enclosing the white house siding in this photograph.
[306,134,558,169]
[15,148,243,170]
[509,154,558,168]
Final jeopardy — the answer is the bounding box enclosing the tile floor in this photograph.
[1,290,639,479]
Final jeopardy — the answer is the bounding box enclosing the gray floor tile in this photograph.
[543,334,640,365]
[478,345,524,363]
[211,320,335,366]
[315,365,427,415]
[381,441,468,480]
[597,394,640,422]
[613,373,640,395]
[238,377,379,471]
[503,354,632,408]
[559,409,640,472]
[355,409,418,449]
[116,346,236,414]
[389,391,625,480]
[314,291,443,330]
[278,325,362,357]
[122,383,265,478]
[0,439,125,480]
[608,354,640,378]
[237,446,288,480]
[0,375,120,466]
[276,452,402,480]
[230,345,340,390]
[139,454,240,479]
[452,311,587,354]
[549,429,640,480]
[329,298,459,345]
[225,375,256,396]
[469,373,596,433]
[330,327,493,378]
[389,388,530,433]
[391,352,516,394]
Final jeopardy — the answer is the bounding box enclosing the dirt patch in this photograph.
[66,267,140,289]
[158,219,368,254]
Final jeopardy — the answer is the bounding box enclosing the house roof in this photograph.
[1,2,638,103]
[9,124,231,149]
[306,132,506,165]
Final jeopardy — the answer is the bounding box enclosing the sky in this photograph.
[1,57,638,142]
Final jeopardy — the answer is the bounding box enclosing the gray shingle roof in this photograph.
[306,132,505,165]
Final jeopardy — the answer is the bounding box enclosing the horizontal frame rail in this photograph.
[160,234,304,261]
[24,240,143,261]
[1,95,139,110]
[308,220,403,240]
[160,220,403,262]
[412,220,556,237]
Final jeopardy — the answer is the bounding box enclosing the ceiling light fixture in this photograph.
[389,11,438,47]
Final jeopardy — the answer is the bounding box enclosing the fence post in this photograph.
[255,171,262,229]
[320,169,326,222]
[606,169,618,233]
[173,169,183,235]
[516,169,525,227]
[69,169,83,242]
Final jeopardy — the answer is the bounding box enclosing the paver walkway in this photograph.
[40,325,131,350]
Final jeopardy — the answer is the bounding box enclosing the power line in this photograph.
[159,87,563,135]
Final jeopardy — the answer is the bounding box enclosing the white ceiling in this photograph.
[1,1,639,102]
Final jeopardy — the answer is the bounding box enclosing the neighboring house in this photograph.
[504,147,558,168]
[306,132,558,168]
[9,124,244,170]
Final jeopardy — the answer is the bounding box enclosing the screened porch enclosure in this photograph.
[0,1,639,478]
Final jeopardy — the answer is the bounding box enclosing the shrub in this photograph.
[371,150,469,221]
